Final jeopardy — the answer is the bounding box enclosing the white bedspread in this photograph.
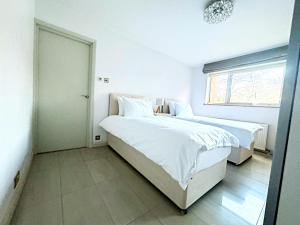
[177,116,262,149]
[99,116,238,189]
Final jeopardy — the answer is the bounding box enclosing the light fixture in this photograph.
[204,0,233,24]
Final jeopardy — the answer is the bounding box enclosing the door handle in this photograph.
[81,95,89,99]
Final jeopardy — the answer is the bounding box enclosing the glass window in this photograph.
[208,73,228,104]
[206,62,285,107]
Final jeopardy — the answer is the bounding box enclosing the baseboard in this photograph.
[0,150,33,225]
[254,148,273,156]
[92,141,108,148]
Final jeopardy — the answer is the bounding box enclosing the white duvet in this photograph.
[99,116,239,189]
[177,116,263,149]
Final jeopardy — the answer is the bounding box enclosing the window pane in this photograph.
[252,66,284,105]
[208,73,228,104]
[230,71,255,104]
[229,64,285,106]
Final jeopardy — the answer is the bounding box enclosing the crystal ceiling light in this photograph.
[204,0,234,24]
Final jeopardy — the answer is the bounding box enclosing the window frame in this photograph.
[205,61,286,108]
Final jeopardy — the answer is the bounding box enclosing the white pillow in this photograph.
[168,101,176,116]
[117,97,124,116]
[175,102,193,117]
[123,97,154,117]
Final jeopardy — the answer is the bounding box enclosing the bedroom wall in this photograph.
[191,67,280,151]
[35,0,192,145]
[0,0,35,223]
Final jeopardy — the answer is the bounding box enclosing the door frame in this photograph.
[264,0,300,224]
[33,19,96,153]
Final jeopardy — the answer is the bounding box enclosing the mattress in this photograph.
[99,115,237,189]
[177,116,262,149]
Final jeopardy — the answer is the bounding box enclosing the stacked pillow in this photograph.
[168,101,194,117]
[117,96,154,117]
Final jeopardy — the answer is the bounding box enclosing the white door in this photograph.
[37,28,90,153]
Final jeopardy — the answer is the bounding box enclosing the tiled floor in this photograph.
[10,146,272,225]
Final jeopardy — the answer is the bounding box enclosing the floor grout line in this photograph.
[80,148,118,225]
[256,202,266,225]
[58,153,65,225]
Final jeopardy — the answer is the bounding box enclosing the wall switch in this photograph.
[95,135,101,141]
[14,171,20,189]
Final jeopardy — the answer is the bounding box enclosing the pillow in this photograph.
[168,101,176,116]
[175,102,193,117]
[123,97,154,117]
[117,96,124,116]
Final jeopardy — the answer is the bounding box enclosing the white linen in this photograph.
[123,97,154,117]
[196,147,231,172]
[175,102,194,117]
[168,101,176,116]
[177,116,263,149]
[99,116,238,189]
[117,97,124,116]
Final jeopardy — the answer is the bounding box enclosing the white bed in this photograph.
[175,115,263,165]
[99,93,239,212]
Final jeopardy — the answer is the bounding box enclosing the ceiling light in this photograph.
[204,0,233,24]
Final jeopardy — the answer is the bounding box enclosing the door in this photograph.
[37,28,90,153]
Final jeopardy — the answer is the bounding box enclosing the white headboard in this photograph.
[108,93,178,115]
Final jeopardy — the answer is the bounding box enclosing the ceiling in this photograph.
[43,0,295,66]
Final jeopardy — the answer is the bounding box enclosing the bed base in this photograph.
[107,133,227,210]
[227,142,255,165]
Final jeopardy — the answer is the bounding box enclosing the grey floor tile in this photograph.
[128,212,162,225]
[256,204,265,225]
[86,158,119,183]
[227,154,272,185]
[96,177,148,225]
[190,197,250,225]
[58,149,83,166]
[11,149,272,225]
[30,152,59,173]
[151,201,208,225]
[62,186,114,225]
[80,146,114,161]
[124,172,169,210]
[106,151,139,178]
[225,167,269,197]
[19,169,60,208]
[103,149,168,210]
[60,160,95,195]
[11,198,63,225]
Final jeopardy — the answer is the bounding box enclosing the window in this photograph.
[206,62,285,107]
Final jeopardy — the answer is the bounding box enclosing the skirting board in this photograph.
[92,141,108,148]
[0,150,33,225]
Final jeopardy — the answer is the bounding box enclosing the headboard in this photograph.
[108,93,178,115]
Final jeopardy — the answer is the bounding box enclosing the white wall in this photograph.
[0,0,34,222]
[191,67,280,151]
[35,0,192,145]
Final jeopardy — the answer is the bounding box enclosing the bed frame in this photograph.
[228,144,254,165]
[107,93,229,212]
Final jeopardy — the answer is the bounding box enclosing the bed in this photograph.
[99,93,239,212]
[173,115,262,165]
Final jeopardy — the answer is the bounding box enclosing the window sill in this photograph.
[203,103,280,108]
